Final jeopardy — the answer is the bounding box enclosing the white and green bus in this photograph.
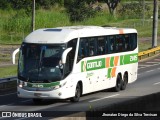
[13,26,138,103]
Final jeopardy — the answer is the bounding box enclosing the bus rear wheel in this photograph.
[70,84,81,102]
[113,74,122,92]
[121,73,128,90]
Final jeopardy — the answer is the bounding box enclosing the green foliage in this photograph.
[0,0,12,10]
[66,1,96,22]
[118,1,152,19]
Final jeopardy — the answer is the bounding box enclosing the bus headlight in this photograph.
[18,80,27,88]
[52,82,67,90]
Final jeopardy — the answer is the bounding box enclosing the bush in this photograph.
[118,1,152,19]
[66,1,96,22]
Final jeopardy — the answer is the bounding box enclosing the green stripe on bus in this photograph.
[110,57,114,67]
[27,81,60,88]
[81,53,138,72]
[120,55,124,65]
[120,53,138,65]
[107,68,112,78]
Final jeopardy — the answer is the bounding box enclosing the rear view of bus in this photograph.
[13,26,138,103]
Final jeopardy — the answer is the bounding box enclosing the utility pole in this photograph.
[152,0,158,48]
[32,0,35,32]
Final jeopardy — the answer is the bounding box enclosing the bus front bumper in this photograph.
[17,86,75,99]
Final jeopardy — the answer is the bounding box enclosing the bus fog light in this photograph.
[58,93,62,96]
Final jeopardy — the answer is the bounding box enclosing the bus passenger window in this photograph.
[77,38,88,62]
[97,37,105,55]
[109,36,115,53]
[116,35,124,52]
[89,38,97,56]
[130,33,137,50]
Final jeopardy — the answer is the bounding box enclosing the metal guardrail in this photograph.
[0,76,17,84]
[138,46,160,60]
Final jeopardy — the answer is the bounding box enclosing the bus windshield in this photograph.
[18,43,66,83]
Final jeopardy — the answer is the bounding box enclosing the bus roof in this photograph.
[24,26,137,44]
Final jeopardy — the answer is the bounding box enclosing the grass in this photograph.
[0,7,159,44]
[0,66,17,78]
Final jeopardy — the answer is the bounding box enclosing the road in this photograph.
[0,55,160,119]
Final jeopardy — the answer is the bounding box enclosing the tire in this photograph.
[70,84,81,102]
[113,74,122,92]
[121,73,128,90]
[32,98,42,104]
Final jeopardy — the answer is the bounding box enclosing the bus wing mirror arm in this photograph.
[12,48,20,64]
[62,47,72,64]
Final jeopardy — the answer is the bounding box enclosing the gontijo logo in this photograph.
[81,58,105,72]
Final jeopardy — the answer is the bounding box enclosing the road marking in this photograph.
[0,92,16,97]
[138,63,160,70]
[138,64,151,67]
[157,68,160,70]
[146,70,155,73]
[153,82,160,85]
[146,62,159,64]
[89,94,119,103]
[154,59,160,61]
[0,103,15,108]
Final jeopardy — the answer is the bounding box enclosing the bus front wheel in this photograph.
[70,84,81,102]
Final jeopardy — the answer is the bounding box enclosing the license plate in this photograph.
[34,93,42,97]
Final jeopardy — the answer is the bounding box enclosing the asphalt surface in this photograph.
[0,55,160,120]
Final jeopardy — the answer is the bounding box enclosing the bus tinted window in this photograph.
[97,37,105,55]
[77,33,137,62]
[89,38,97,56]
[78,38,89,61]
[130,33,137,50]
[108,36,115,53]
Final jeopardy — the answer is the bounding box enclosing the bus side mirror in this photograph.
[12,48,20,64]
[62,47,72,64]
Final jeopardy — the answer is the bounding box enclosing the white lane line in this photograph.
[146,70,155,73]
[146,62,159,64]
[138,64,151,67]
[89,94,119,103]
[0,103,15,108]
[154,59,160,61]
[138,63,160,70]
[157,68,160,70]
[0,92,17,97]
[153,82,160,85]
[138,67,147,69]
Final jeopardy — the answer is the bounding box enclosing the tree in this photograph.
[103,0,121,15]
[66,0,96,22]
